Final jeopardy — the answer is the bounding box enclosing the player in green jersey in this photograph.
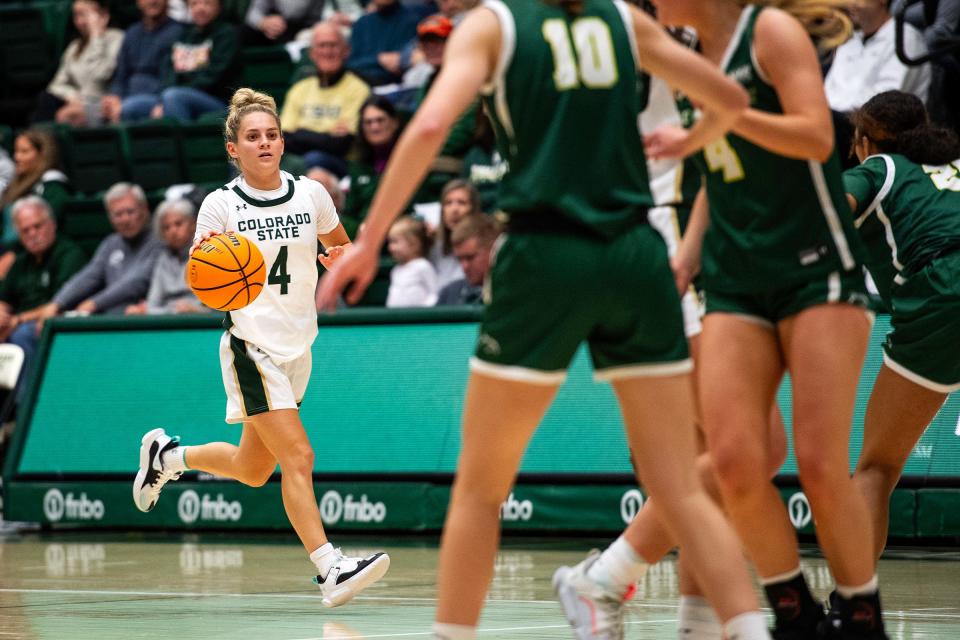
[318,1,780,638]
[844,90,960,560]
[650,1,887,639]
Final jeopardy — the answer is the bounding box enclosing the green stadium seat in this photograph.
[123,120,185,191]
[62,126,129,195]
[240,46,296,108]
[60,195,113,257]
[179,120,232,185]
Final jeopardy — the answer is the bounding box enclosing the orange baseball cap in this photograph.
[418,14,453,39]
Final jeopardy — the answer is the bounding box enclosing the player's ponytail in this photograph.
[224,87,280,144]
[744,0,852,50]
[851,90,960,166]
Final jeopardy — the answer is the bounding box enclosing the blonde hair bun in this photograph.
[229,87,277,114]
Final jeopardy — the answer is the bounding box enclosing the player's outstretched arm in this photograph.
[631,7,748,158]
[317,7,499,308]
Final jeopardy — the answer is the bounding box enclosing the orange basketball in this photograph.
[188,232,266,311]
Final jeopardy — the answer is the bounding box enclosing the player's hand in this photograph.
[316,241,378,310]
[671,252,699,295]
[644,126,693,160]
[190,230,223,256]
[318,242,351,271]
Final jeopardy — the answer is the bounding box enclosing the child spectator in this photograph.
[429,178,480,288]
[386,216,437,307]
[33,0,124,126]
[126,199,204,315]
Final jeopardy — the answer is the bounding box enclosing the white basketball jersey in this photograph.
[640,75,686,209]
[196,171,339,362]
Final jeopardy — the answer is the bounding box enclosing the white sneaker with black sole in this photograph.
[313,549,390,608]
[553,550,632,640]
[133,428,183,512]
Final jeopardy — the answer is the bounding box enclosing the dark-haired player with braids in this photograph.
[844,90,960,561]
[317,0,777,638]
[133,87,390,608]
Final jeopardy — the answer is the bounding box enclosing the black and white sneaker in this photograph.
[313,549,390,608]
[133,428,183,512]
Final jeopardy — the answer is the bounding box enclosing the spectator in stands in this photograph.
[101,0,184,123]
[281,22,371,178]
[244,0,326,45]
[892,0,960,128]
[126,199,204,315]
[39,183,163,318]
[32,0,124,127]
[462,110,505,212]
[152,0,241,122]
[0,130,71,277]
[308,167,345,212]
[408,15,480,204]
[386,216,437,307]
[341,96,404,235]
[825,0,932,161]
[346,0,419,86]
[0,145,12,201]
[0,197,86,401]
[429,178,479,288]
[436,213,499,306]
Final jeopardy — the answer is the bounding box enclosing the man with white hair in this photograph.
[0,196,86,399]
[39,182,163,317]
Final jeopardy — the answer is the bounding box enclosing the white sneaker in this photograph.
[553,551,632,640]
[314,549,390,608]
[133,428,183,512]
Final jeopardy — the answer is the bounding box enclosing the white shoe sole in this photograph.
[321,553,391,608]
[132,428,166,513]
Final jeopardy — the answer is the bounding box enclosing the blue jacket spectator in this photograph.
[347,0,419,86]
[102,0,184,123]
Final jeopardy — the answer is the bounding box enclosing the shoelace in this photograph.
[147,469,183,502]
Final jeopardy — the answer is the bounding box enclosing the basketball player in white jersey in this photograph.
[132,88,390,608]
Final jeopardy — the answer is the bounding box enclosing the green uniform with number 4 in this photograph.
[845,153,960,391]
[473,0,690,383]
[696,5,867,323]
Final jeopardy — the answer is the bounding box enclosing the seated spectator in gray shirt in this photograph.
[436,214,499,306]
[39,182,163,318]
[126,199,205,315]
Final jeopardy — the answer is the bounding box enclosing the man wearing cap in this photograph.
[281,22,370,177]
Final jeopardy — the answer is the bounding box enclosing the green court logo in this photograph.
[620,489,644,524]
[42,489,104,522]
[788,492,812,529]
[177,490,242,524]
[319,491,387,525]
[499,492,533,521]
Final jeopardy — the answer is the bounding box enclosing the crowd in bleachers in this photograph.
[0,0,957,414]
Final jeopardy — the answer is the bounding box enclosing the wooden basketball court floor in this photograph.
[1,532,958,639]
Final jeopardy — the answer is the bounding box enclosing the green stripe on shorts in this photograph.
[230,335,269,416]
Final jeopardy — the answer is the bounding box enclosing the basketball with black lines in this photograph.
[188,232,266,311]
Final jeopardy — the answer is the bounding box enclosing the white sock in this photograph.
[677,595,723,639]
[432,622,476,640]
[310,543,337,577]
[723,611,772,640]
[836,574,878,599]
[759,566,802,586]
[586,535,649,593]
[161,446,189,472]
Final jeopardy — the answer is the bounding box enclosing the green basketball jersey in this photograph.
[482,0,653,239]
[844,153,960,306]
[695,5,862,293]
